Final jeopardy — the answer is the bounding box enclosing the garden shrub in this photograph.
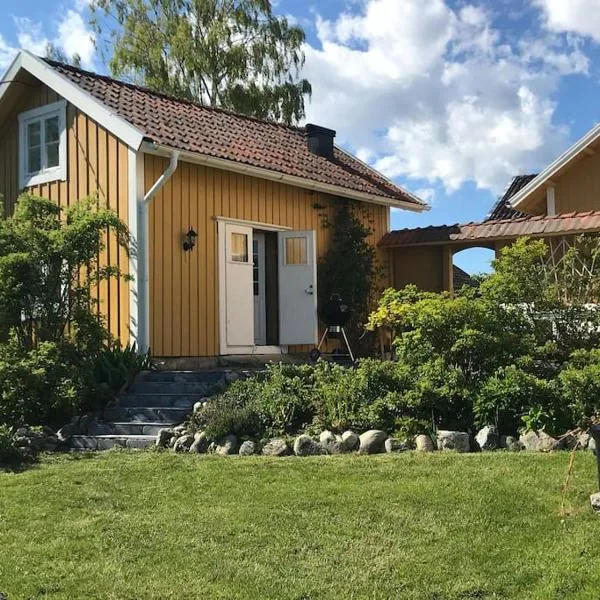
[0,424,24,467]
[559,349,600,429]
[474,365,565,435]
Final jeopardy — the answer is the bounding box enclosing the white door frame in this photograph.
[217,217,289,355]
[253,232,267,346]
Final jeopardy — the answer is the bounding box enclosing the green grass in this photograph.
[0,451,599,600]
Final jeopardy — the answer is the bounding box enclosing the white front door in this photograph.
[253,232,267,345]
[278,230,318,345]
[223,222,254,349]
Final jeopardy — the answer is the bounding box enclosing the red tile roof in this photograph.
[379,210,600,248]
[43,59,424,208]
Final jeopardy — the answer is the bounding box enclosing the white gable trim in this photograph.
[0,50,145,150]
[510,121,600,210]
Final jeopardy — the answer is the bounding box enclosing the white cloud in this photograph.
[414,187,436,205]
[0,2,95,74]
[56,9,95,67]
[534,0,600,42]
[304,0,590,194]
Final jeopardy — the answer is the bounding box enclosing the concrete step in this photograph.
[70,435,156,451]
[141,370,229,383]
[127,381,221,395]
[103,406,189,423]
[117,394,195,408]
[110,422,175,436]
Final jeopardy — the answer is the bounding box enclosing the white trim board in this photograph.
[143,142,428,212]
[0,51,145,150]
[215,216,291,232]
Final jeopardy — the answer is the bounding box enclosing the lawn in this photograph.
[0,451,599,600]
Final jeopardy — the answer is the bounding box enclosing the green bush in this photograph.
[0,424,24,467]
[0,336,87,428]
[559,349,600,429]
[474,366,565,435]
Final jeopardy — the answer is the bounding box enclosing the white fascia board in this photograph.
[142,142,428,212]
[510,121,600,210]
[1,50,145,151]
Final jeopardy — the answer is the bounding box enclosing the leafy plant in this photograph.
[0,424,24,467]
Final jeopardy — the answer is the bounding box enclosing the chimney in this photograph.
[306,123,336,159]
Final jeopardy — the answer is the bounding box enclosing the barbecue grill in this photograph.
[309,294,355,362]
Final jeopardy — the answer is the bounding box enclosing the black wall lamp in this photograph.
[183,228,198,252]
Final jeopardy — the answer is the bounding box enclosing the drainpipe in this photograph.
[138,148,180,352]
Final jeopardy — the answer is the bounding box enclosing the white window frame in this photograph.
[18,100,67,189]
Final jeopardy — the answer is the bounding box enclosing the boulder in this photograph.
[500,435,522,452]
[341,430,360,452]
[173,434,194,452]
[168,436,178,449]
[475,425,499,451]
[590,437,597,456]
[262,438,291,457]
[57,422,77,442]
[591,492,600,514]
[189,431,209,454]
[214,434,239,456]
[87,420,114,436]
[319,430,337,446]
[415,434,435,452]
[576,432,591,450]
[294,435,327,456]
[519,430,561,452]
[385,438,410,453]
[156,428,173,448]
[358,430,388,454]
[324,440,345,454]
[173,424,187,435]
[193,401,203,413]
[437,430,470,453]
[239,440,257,456]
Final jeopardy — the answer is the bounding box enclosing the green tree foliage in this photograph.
[45,43,82,68]
[318,201,380,344]
[0,194,133,428]
[90,0,311,124]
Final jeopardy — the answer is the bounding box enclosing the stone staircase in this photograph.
[69,370,231,451]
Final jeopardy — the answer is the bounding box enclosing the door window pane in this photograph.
[285,236,307,265]
[231,232,248,262]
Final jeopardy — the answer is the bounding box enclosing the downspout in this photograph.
[138,148,180,352]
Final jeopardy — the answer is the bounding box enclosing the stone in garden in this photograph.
[87,420,114,436]
[519,430,560,452]
[238,440,257,456]
[78,414,91,435]
[436,430,470,453]
[500,435,522,452]
[341,430,360,452]
[324,440,345,454]
[189,431,209,454]
[156,428,173,448]
[262,438,290,457]
[173,424,187,434]
[591,492,600,514]
[193,401,203,413]
[589,437,597,455]
[385,438,410,453]
[475,425,499,451]
[319,430,336,446]
[358,430,388,454]
[415,434,434,452]
[57,423,75,442]
[168,436,178,449]
[214,434,239,455]
[173,434,194,452]
[294,435,327,456]
[42,435,59,452]
[575,432,591,450]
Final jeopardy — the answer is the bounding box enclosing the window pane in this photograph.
[285,236,307,265]
[27,121,41,148]
[231,233,248,262]
[28,145,42,174]
[46,141,59,168]
[45,116,60,144]
[253,239,259,295]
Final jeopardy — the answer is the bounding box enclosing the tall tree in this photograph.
[90,0,311,124]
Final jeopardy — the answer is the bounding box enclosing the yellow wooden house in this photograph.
[0,50,428,360]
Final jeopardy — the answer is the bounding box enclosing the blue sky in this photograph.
[2,0,600,273]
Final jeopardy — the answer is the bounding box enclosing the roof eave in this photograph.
[143,142,428,212]
[0,50,145,150]
[510,122,600,210]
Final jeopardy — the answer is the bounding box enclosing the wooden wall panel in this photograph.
[0,82,130,346]
[554,151,600,214]
[146,154,390,357]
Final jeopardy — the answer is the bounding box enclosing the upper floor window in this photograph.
[18,100,67,188]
